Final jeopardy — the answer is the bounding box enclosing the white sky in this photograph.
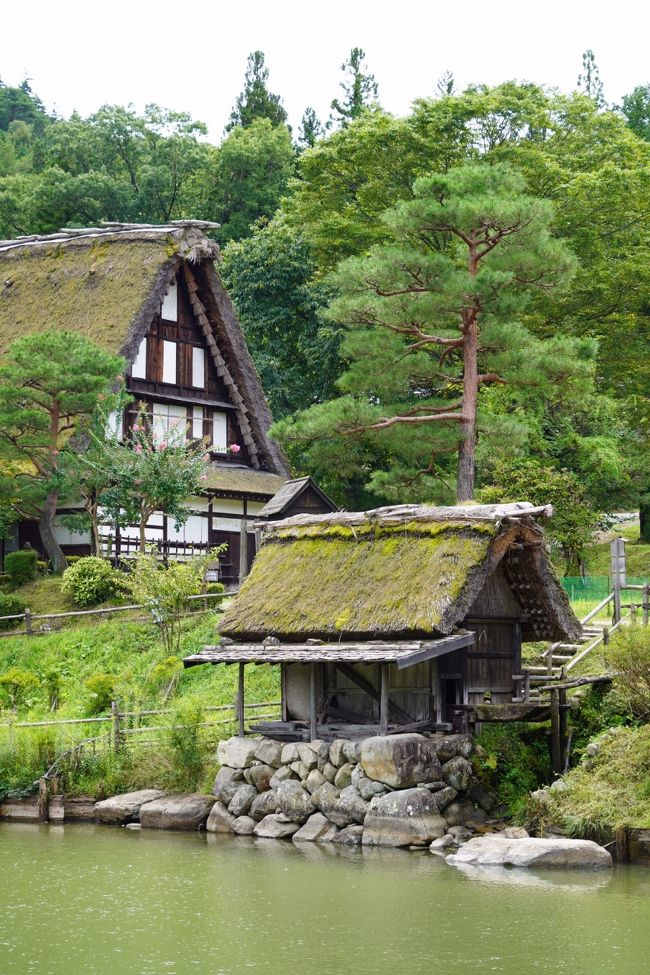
[1,0,648,139]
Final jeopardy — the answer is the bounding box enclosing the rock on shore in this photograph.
[446,836,613,869]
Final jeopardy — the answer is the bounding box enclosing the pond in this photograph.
[1,823,649,975]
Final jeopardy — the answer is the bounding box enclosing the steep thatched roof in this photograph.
[0,222,288,476]
[203,465,287,498]
[219,502,580,643]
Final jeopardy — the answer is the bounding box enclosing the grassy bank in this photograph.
[0,611,280,800]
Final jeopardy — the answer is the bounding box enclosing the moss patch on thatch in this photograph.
[203,467,286,496]
[220,521,499,640]
[0,238,175,357]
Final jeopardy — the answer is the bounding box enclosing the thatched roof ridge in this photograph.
[0,222,289,476]
[219,502,579,643]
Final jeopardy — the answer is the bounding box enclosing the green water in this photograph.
[1,824,649,975]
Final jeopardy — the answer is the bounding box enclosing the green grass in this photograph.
[586,520,650,577]
[540,725,650,836]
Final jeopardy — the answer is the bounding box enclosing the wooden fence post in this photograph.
[236,664,245,738]
[37,776,49,822]
[643,585,649,627]
[111,700,121,751]
[550,688,562,775]
[24,608,32,635]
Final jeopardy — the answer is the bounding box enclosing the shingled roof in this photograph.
[0,222,288,476]
[219,502,580,644]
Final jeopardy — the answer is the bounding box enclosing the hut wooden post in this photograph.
[550,688,562,775]
[380,663,389,735]
[559,685,568,770]
[309,663,318,741]
[643,584,650,626]
[237,663,245,737]
[37,776,49,823]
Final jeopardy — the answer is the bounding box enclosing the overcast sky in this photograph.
[1,1,647,139]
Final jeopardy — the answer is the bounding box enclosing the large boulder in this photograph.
[212,766,244,804]
[443,799,484,827]
[304,769,327,794]
[276,780,316,824]
[332,825,364,846]
[361,734,441,788]
[206,801,236,833]
[329,740,348,767]
[313,783,352,828]
[281,743,300,765]
[338,786,369,825]
[253,814,300,839]
[139,793,215,830]
[217,737,259,769]
[248,764,274,792]
[254,739,284,768]
[228,784,258,818]
[292,812,339,843]
[435,735,474,762]
[441,757,473,792]
[95,789,165,825]
[362,788,446,847]
[269,766,294,790]
[334,763,355,790]
[447,836,613,869]
[232,815,256,836]
[250,790,281,822]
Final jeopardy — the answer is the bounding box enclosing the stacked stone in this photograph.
[207,732,496,847]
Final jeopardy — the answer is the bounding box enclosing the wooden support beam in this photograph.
[334,662,414,724]
[380,663,389,735]
[310,663,318,741]
[237,663,245,737]
[550,688,562,775]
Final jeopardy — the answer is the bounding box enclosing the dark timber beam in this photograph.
[237,662,245,737]
[310,663,318,741]
[380,664,389,736]
[334,662,414,725]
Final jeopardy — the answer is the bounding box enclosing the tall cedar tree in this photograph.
[0,331,123,572]
[329,48,379,127]
[279,164,580,501]
[298,108,324,149]
[226,51,288,132]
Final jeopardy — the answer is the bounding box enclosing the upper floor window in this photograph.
[152,403,186,439]
[132,337,147,379]
[212,411,227,453]
[192,346,205,388]
[161,282,178,321]
[162,340,177,384]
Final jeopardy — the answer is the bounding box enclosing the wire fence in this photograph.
[561,575,649,615]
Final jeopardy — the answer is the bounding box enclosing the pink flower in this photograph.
[157,441,168,451]
[134,444,143,454]
[229,443,241,454]
[202,454,210,463]
[199,474,208,481]
[132,424,140,432]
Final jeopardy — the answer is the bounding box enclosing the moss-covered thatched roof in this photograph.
[0,223,289,477]
[203,465,286,497]
[220,503,580,643]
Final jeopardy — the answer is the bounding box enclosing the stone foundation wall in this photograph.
[209,732,496,847]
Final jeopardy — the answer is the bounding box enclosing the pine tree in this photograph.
[577,49,606,108]
[278,164,581,502]
[226,51,288,132]
[298,107,324,149]
[329,47,379,128]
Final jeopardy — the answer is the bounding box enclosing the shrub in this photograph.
[85,673,116,714]
[604,625,650,722]
[36,560,48,575]
[0,667,39,709]
[4,549,38,587]
[0,593,26,630]
[61,556,125,607]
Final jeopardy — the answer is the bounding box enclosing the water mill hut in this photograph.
[184,502,581,740]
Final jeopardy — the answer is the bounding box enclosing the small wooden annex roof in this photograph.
[184,632,476,669]
[256,475,339,518]
[218,502,581,644]
[0,222,288,477]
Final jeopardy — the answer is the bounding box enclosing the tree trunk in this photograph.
[90,502,101,557]
[456,316,478,502]
[39,491,68,574]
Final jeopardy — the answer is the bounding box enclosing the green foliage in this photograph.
[475,723,551,817]
[541,726,650,834]
[603,625,650,722]
[0,593,26,630]
[477,460,600,573]
[165,700,206,791]
[0,667,39,709]
[4,549,38,587]
[220,219,340,417]
[278,161,580,502]
[60,557,126,608]
[226,51,288,132]
[0,728,58,800]
[84,673,116,715]
[619,84,650,141]
[125,550,223,655]
[329,47,379,128]
[206,119,296,243]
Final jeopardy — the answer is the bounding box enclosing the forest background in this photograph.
[1,49,649,569]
